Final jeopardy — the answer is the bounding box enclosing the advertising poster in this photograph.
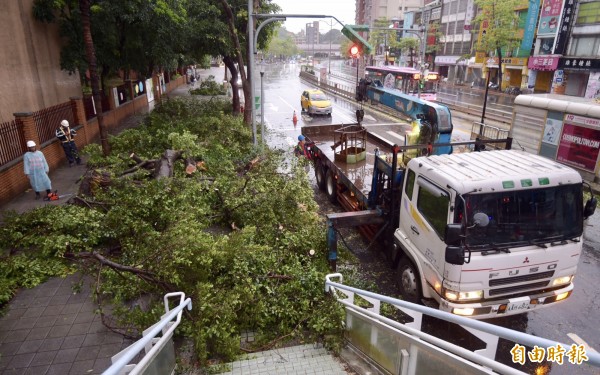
[584,72,600,99]
[556,118,600,172]
[542,118,563,145]
[146,78,154,103]
[538,0,564,35]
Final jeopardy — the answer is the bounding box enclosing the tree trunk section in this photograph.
[223,56,241,115]
[80,0,111,156]
[219,0,252,125]
[154,150,183,179]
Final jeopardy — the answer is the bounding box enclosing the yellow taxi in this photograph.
[301,89,332,116]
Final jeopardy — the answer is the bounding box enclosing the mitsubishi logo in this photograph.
[523,257,530,264]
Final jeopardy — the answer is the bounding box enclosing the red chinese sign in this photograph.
[528,56,560,70]
[556,120,600,172]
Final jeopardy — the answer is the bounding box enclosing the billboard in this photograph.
[556,114,600,172]
[537,0,564,35]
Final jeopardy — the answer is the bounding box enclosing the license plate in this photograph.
[506,299,530,312]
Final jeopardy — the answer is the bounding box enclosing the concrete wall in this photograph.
[0,0,81,122]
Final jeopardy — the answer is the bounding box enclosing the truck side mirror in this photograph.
[445,223,462,245]
[584,197,597,220]
[445,246,465,265]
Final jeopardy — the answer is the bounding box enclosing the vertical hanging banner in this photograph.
[553,0,576,54]
[521,0,541,53]
[464,0,475,30]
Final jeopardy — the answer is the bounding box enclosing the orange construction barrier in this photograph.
[293,111,298,126]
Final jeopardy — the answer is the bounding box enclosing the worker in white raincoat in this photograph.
[23,140,53,200]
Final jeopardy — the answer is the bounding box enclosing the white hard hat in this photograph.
[27,140,36,148]
[61,119,69,127]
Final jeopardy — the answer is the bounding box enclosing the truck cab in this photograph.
[396,149,595,318]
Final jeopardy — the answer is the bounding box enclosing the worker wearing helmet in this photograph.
[294,134,311,159]
[23,140,52,200]
[55,119,81,166]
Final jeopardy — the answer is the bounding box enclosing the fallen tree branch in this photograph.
[121,160,157,176]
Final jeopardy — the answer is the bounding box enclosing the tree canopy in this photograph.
[473,0,522,84]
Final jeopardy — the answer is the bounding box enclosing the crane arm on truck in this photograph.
[357,78,453,155]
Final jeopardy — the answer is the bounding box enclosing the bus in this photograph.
[365,66,440,101]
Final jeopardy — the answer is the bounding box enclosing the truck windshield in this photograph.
[456,184,583,249]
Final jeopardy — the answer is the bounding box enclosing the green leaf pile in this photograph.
[0,97,345,365]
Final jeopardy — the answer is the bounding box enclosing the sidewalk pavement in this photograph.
[0,86,194,374]
[0,113,149,375]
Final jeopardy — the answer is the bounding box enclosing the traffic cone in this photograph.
[293,111,298,126]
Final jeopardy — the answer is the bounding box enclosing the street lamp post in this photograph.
[260,67,265,149]
[328,21,332,74]
[480,64,492,128]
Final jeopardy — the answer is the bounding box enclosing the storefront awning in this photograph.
[435,56,469,66]
[468,57,482,68]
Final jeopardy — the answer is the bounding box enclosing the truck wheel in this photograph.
[325,169,337,204]
[397,257,422,304]
[315,161,326,191]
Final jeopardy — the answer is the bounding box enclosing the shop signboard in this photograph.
[528,56,560,70]
[553,0,576,54]
[556,114,600,172]
[537,0,564,35]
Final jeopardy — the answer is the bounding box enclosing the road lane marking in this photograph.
[277,95,298,112]
[568,333,598,353]
[386,131,405,142]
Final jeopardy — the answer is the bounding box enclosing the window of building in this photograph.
[539,38,555,55]
[448,22,456,35]
[455,20,465,33]
[450,0,458,13]
[458,0,468,12]
[576,1,600,24]
[568,36,600,56]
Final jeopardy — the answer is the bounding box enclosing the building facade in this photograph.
[350,0,600,99]
[0,0,81,123]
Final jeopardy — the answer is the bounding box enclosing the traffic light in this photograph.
[349,44,360,58]
[341,25,373,55]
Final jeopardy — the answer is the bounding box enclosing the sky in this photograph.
[272,0,356,33]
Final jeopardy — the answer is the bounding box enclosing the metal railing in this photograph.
[0,119,26,167]
[32,102,74,145]
[471,122,510,149]
[325,273,600,375]
[103,292,192,375]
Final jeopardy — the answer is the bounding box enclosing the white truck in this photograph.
[304,123,597,319]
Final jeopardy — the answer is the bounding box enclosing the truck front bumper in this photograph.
[437,283,574,319]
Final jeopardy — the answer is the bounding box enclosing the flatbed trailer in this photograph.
[302,123,399,211]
